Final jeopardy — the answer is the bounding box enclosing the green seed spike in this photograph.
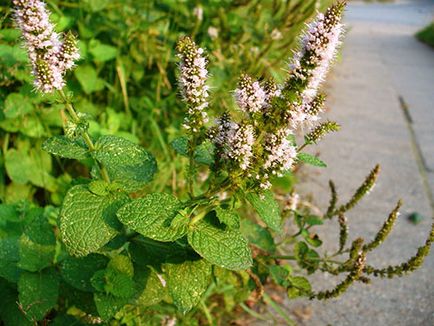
[337,213,348,253]
[363,200,402,252]
[312,251,365,300]
[325,180,337,219]
[305,120,340,145]
[337,165,380,214]
[364,223,434,278]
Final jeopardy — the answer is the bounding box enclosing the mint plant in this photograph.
[0,1,433,325]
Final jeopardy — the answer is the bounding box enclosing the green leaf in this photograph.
[42,136,89,160]
[94,293,128,321]
[4,93,34,119]
[74,65,105,94]
[0,237,20,282]
[99,268,135,298]
[240,219,276,253]
[108,254,134,277]
[83,0,109,12]
[287,276,312,298]
[0,279,32,326]
[117,193,187,242]
[18,212,56,272]
[305,215,323,226]
[188,219,252,271]
[18,269,59,321]
[60,184,129,257]
[215,207,240,229]
[5,148,57,191]
[194,141,215,165]
[171,136,188,156]
[60,254,109,292]
[170,136,215,165]
[269,265,291,287]
[246,190,281,232]
[297,153,327,167]
[89,40,118,62]
[294,241,320,273]
[93,135,157,192]
[165,259,211,313]
[134,267,167,307]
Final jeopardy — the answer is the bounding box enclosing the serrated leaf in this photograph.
[117,193,187,242]
[240,219,276,253]
[102,268,135,298]
[18,236,55,272]
[0,237,20,282]
[60,184,129,257]
[215,207,240,229]
[297,153,327,167]
[165,259,211,313]
[188,219,252,271]
[94,293,128,321]
[108,254,134,277]
[269,265,291,287]
[93,135,157,192]
[246,190,281,232]
[171,136,215,165]
[134,267,167,307]
[42,136,89,160]
[18,213,56,272]
[194,141,215,165]
[287,276,312,298]
[60,254,109,292]
[18,269,59,321]
[0,279,32,326]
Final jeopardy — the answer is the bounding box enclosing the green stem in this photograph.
[58,89,111,183]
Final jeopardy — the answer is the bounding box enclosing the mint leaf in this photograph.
[188,219,252,271]
[240,219,276,253]
[18,269,59,321]
[18,213,56,272]
[134,267,167,307]
[165,259,211,313]
[171,136,215,165]
[246,190,281,232]
[297,153,327,167]
[94,293,128,321]
[117,193,187,242]
[60,184,129,257]
[0,237,20,282]
[93,135,157,192]
[61,254,109,292]
[215,207,240,229]
[42,136,89,160]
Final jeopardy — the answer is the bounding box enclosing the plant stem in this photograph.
[58,89,111,183]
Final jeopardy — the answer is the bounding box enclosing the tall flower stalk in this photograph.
[177,2,346,191]
[13,0,110,182]
[13,0,79,93]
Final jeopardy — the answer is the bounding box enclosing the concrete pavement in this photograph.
[287,1,434,325]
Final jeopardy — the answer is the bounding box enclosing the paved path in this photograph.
[286,1,434,325]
